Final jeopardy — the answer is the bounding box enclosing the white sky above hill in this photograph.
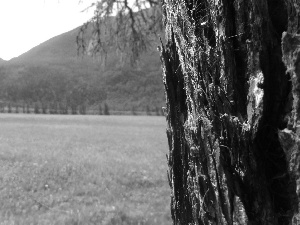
[0,0,96,60]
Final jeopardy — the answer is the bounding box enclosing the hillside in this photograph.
[10,27,84,65]
[0,58,7,65]
[0,25,164,113]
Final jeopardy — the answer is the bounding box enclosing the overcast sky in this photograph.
[0,0,95,60]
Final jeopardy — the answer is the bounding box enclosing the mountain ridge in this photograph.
[0,25,165,113]
[9,27,81,64]
[0,58,7,65]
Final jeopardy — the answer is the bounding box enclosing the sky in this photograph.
[0,0,96,60]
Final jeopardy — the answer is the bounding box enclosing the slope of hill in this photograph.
[10,27,81,65]
[1,25,164,113]
[0,58,7,65]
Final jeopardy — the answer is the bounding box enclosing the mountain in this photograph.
[0,25,164,113]
[0,58,7,65]
[10,27,82,65]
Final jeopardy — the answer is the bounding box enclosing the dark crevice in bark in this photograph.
[267,0,288,38]
[225,0,248,118]
[161,32,193,224]
[254,0,296,223]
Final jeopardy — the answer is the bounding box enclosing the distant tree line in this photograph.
[0,66,107,115]
[0,102,165,116]
[0,101,111,115]
[0,65,165,116]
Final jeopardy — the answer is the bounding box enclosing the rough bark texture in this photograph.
[160,0,300,224]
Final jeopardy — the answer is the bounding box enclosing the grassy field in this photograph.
[0,114,171,225]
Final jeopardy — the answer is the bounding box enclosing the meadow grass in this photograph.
[0,114,171,225]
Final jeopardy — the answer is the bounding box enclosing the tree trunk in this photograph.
[160,0,300,224]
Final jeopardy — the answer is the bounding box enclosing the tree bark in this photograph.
[160,0,300,224]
